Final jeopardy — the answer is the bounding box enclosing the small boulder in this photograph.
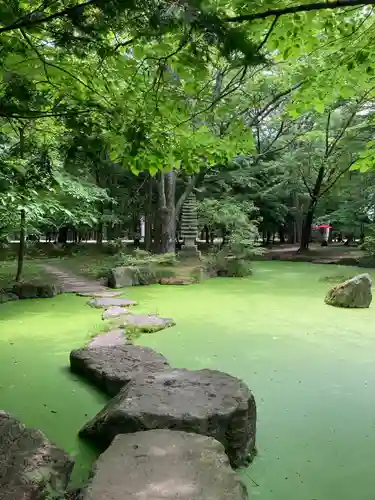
[88,297,137,309]
[108,265,157,288]
[102,306,129,319]
[80,368,256,468]
[325,273,372,308]
[10,282,62,299]
[120,313,175,333]
[108,266,135,288]
[81,430,247,500]
[136,265,157,285]
[0,411,74,500]
[0,292,19,303]
[70,344,170,396]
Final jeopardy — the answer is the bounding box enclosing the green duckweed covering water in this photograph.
[0,261,374,499]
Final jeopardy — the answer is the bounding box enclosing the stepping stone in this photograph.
[102,306,129,319]
[0,411,74,500]
[81,430,247,500]
[88,298,137,309]
[88,329,127,348]
[119,313,175,332]
[80,368,256,468]
[70,345,170,396]
[77,291,122,298]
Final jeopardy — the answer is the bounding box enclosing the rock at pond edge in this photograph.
[325,273,372,308]
[0,411,74,500]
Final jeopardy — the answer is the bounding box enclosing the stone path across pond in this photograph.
[41,263,117,295]
[0,263,254,499]
[42,263,175,344]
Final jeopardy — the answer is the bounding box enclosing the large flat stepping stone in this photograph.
[88,329,127,348]
[88,298,137,308]
[0,411,74,499]
[120,313,175,332]
[81,430,247,500]
[77,291,122,298]
[102,306,129,319]
[70,345,170,396]
[80,368,256,468]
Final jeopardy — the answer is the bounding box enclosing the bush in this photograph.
[154,268,177,280]
[361,234,375,257]
[204,251,252,278]
[106,238,128,255]
[115,249,178,267]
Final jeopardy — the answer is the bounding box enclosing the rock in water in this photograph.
[80,368,256,468]
[81,430,248,500]
[0,411,74,499]
[88,298,137,308]
[325,273,372,308]
[120,313,175,333]
[70,345,170,396]
[102,306,129,319]
[88,329,127,348]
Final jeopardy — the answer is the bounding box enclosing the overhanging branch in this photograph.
[225,1,375,23]
[0,0,99,34]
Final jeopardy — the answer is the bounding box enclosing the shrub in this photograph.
[154,268,177,280]
[204,251,252,278]
[106,238,127,255]
[361,234,375,257]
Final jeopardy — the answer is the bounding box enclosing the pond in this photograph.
[0,261,374,499]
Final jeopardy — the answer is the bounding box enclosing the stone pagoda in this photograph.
[180,193,201,259]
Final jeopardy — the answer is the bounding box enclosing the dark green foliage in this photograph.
[10,282,62,299]
[361,232,375,257]
[205,251,252,278]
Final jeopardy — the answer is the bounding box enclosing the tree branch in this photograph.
[0,0,99,34]
[326,105,359,157]
[114,38,136,51]
[225,1,375,23]
[0,109,91,119]
[319,158,357,197]
[298,166,314,199]
[257,15,279,51]
[324,110,331,157]
[250,82,304,125]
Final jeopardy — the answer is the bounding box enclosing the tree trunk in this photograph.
[96,224,103,245]
[299,202,315,251]
[15,127,25,282]
[145,175,153,251]
[132,215,141,248]
[96,205,104,245]
[158,171,176,254]
[360,224,365,244]
[58,226,68,244]
[15,209,26,282]
[204,225,210,245]
[220,226,228,249]
[299,164,325,251]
